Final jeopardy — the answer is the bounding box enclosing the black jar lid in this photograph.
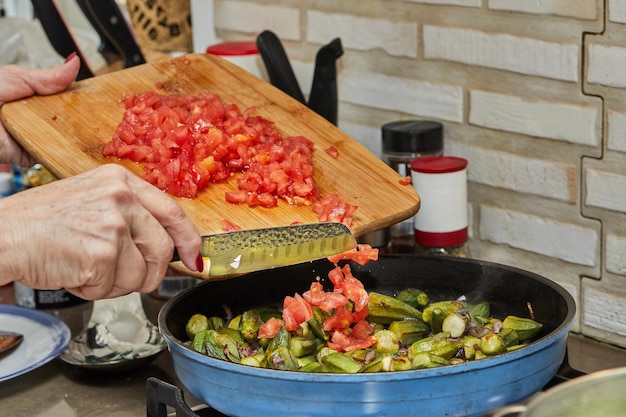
[381,120,443,154]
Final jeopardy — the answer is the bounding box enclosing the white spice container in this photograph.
[410,155,469,257]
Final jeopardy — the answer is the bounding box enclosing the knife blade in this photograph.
[172,222,356,278]
[81,0,147,68]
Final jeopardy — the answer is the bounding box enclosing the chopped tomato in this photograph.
[327,244,379,266]
[322,307,354,332]
[328,330,376,352]
[312,194,358,227]
[220,219,242,231]
[325,146,339,158]
[342,265,370,312]
[104,90,360,225]
[283,293,313,331]
[351,320,374,340]
[258,317,283,339]
[399,175,411,185]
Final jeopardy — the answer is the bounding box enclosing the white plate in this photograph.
[0,304,71,382]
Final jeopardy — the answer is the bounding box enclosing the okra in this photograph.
[388,319,431,345]
[367,292,423,324]
[185,313,209,339]
[372,330,400,355]
[422,300,465,325]
[240,309,263,341]
[267,326,291,353]
[479,332,507,355]
[498,327,520,347]
[322,352,362,373]
[468,301,490,325]
[442,312,468,338]
[408,333,463,360]
[268,346,299,371]
[461,335,481,360]
[308,307,330,341]
[502,316,543,341]
[289,336,318,358]
[396,288,430,310]
[411,352,449,369]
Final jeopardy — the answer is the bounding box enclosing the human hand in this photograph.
[0,54,80,166]
[0,164,202,300]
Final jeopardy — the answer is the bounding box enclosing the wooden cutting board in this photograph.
[1,53,419,240]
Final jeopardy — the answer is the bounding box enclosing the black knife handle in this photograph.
[75,0,120,65]
[31,0,94,80]
[256,30,306,104]
[82,0,146,68]
[307,38,343,125]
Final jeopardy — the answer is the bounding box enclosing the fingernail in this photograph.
[64,52,77,63]
[196,253,204,273]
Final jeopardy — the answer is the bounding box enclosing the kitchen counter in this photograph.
[1,283,625,417]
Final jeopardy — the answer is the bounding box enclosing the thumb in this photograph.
[0,54,81,104]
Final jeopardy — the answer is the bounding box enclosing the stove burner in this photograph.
[148,353,586,417]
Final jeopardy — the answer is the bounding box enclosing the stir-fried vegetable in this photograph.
[184,273,543,373]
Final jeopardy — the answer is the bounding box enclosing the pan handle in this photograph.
[146,377,201,417]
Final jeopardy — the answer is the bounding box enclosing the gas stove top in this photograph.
[151,352,586,417]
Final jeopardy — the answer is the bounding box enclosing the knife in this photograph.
[75,0,121,66]
[171,222,356,278]
[31,0,94,80]
[80,0,147,68]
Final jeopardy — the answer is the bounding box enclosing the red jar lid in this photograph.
[206,41,259,56]
[410,155,467,174]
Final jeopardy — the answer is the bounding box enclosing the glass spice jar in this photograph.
[376,120,444,253]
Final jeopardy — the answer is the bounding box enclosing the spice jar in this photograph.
[410,155,469,257]
[378,120,444,252]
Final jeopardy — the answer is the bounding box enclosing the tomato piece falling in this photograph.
[327,243,379,266]
[282,293,313,331]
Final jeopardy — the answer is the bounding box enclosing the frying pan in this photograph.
[159,254,576,417]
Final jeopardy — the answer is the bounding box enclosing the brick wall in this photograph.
[212,0,626,348]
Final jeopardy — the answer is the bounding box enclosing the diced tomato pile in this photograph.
[257,245,379,352]
[103,91,357,225]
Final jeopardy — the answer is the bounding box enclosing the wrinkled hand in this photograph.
[0,164,202,300]
[0,55,80,165]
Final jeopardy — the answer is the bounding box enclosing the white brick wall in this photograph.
[423,26,579,81]
[587,44,626,88]
[583,286,626,337]
[488,0,599,20]
[339,71,464,122]
[609,0,626,23]
[479,206,598,266]
[607,111,626,153]
[448,143,577,202]
[606,234,626,275]
[469,91,599,147]
[403,0,480,6]
[307,11,418,58]
[585,168,626,212]
[215,1,300,40]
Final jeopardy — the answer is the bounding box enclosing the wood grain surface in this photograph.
[2,53,419,242]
